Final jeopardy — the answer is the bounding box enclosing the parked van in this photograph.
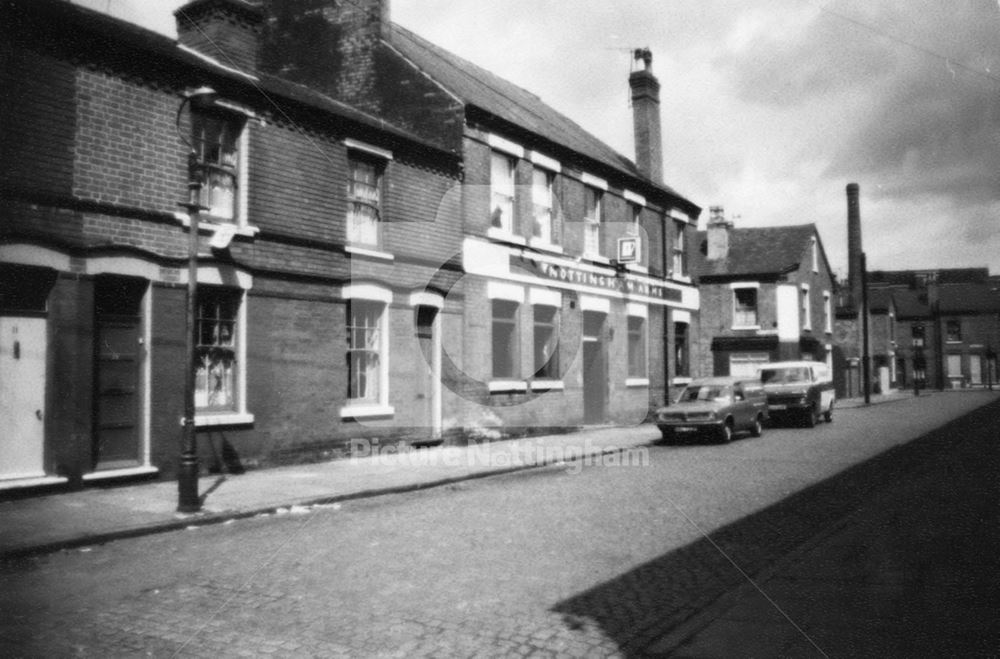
[758,361,835,427]
[656,377,769,444]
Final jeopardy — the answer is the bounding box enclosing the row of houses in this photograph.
[1,0,997,494]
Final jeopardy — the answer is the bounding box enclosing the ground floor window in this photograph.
[946,353,962,378]
[533,305,559,379]
[196,287,240,411]
[627,315,646,378]
[347,300,385,403]
[674,322,689,377]
[492,299,519,378]
[729,352,770,378]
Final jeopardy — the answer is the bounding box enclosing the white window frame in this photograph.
[346,148,388,248]
[672,220,687,278]
[531,167,555,247]
[731,282,760,329]
[583,185,603,258]
[490,150,517,237]
[626,302,648,385]
[192,271,253,427]
[491,298,521,384]
[341,285,393,418]
[801,284,812,331]
[811,236,819,273]
[823,290,832,334]
[192,109,249,227]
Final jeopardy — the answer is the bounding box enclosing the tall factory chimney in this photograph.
[846,182,862,308]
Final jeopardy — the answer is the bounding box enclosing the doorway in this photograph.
[0,316,47,480]
[92,276,147,471]
[582,311,606,424]
[415,305,442,440]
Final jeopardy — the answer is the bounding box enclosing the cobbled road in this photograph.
[1,391,996,657]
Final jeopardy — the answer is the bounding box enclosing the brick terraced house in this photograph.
[0,0,466,491]
[0,0,701,493]
[691,207,837,380]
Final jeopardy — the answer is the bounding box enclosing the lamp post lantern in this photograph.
[175,86,216,513]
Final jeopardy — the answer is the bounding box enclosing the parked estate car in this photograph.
[656,377,769,444]
[758,361,835,427]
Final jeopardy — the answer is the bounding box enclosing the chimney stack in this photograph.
[259,0,389,111]
[846,183,862,308]
[175,0,264,73]
[629,48,663,183]
[706,205,732,260]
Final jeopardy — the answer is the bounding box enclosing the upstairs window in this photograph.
[672,220,687,277]
[823,291,832,333]
[192,111,243,222]
[583,186,602,256]
[347,154,384,247]
[733,287,758,327]
[531,168,555,245]
[490,151,516,234]
[946,319,962,342]
[801,285,811,331]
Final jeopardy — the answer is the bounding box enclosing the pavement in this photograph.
[0,388,960,561]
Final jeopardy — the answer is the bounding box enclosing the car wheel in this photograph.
[804,405,817,428]
[718,420,734,444]
[750,415,763,437]
[660,429,675,444]
[823,403,833,423]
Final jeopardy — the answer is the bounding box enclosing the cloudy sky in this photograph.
[73,0,1000,277]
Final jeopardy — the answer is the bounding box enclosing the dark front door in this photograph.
[93,277,146,471]
[582,311,606,424]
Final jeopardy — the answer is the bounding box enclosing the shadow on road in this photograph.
[551,400,1000,656]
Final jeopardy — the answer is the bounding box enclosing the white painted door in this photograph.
[0,317,46,480]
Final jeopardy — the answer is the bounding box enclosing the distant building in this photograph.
[833,182,999,395]
[691,207,837,381]
[868,269,1000,390]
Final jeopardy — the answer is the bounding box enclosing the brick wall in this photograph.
[0,45,76,197]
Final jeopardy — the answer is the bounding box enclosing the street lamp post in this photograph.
[175,86,216,514]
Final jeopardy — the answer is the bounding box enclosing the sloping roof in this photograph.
[695,224,818,279]
[868,287,893,313]
[937,283,1000,314]
[388,24,695,209]
[891,289,931,319]
[3,0,452,159]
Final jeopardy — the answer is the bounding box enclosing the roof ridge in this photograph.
[388,22,671,192]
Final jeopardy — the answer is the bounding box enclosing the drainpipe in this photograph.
[861,252,871,404]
